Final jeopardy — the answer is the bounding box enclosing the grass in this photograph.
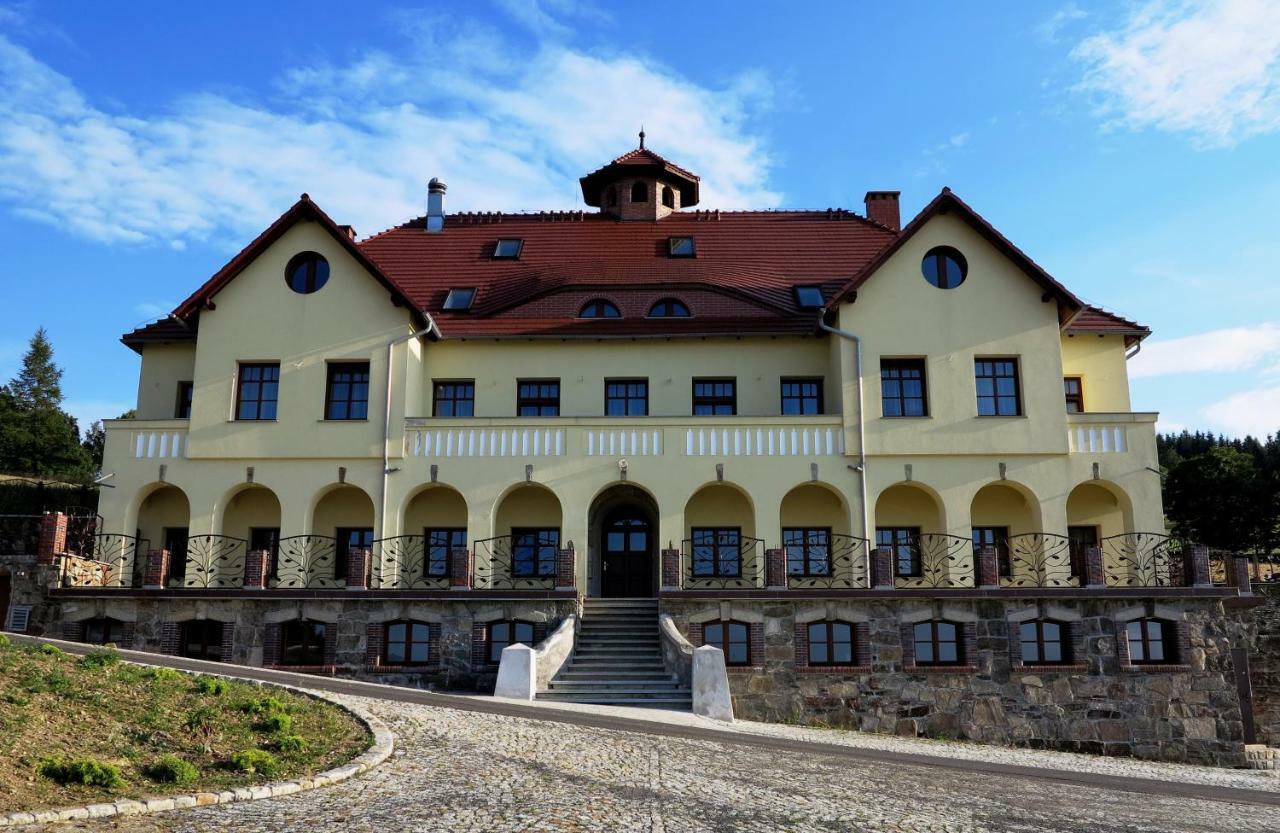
[0,641,370,813]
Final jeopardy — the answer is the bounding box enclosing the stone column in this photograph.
[37,512,68,564]
[243,549,270,589]
[143,549,171,589]
[1083,545,1106,588]
[872,546,894,589]
[661,547,681,591]
[1232,556,1252,593]
[555,545,576,592]
[765,548,786,590]
[450,547,472,590]
[1187,545,1212,587]
[977,545,1000,588]
[346,547,371,590]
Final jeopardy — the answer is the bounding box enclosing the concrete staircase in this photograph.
[538,598,691,709]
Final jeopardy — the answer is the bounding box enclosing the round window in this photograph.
[921,246,967,289]
[285,252,330,294]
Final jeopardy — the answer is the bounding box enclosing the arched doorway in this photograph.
[589,485,658,598]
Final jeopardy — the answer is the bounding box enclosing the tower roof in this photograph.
[579,138,701,208]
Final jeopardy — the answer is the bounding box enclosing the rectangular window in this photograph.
[180,620,225,662]
[975,358,1021,416]
[913,621,963,666]
[488,620,535,664]
[690,527,742,577]
[433,381,475,417]
[385,621,432,665]
[971,526,1011,577]
[667,236,696,257]
[1127,619,1177,665]
[517,380,560,417]
[334,527,374,581]
[704,621,751,666]
[876,526,921,578]
[281,620,326,666]
[881,359,928,417]
[83,618,125,645]
[1064,377,1084,413]
[511,528,559,577]
[692,378,736,416]
[325,362,370,421]
[783,527,831,577]
[1019,620,1069,665]
[424,527,466,577]
[175,381,193,419]
[605,379,648,416]
[493,239,523,259]
[780,378,823,415]
[235,363,280,421]
[807,621,855,666]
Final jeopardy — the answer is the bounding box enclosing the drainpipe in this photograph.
[1124,341,1142,360]
[817,312,871,564]
[379,314,442,539]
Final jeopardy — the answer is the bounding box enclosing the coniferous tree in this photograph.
[0,329,92,479]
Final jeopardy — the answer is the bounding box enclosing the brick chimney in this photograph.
[864,191,901,232]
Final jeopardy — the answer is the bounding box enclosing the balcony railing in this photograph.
[104,419,189,459]
[273,535,339,589]
[1066,412,1156,454]
[785,534,870,590]
[372,535,451,590]
[473,534,561,590]
[176,534,246,589]
[1002,533,1080,588]
[682,535,766,590]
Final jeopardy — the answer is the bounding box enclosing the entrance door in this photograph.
[601,513,652,597]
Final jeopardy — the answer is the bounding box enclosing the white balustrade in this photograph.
[585,429,663,456]
[683,425,844,457]
[1068,423,1128,453]
[131,429,186,459]
[405,427,565,458]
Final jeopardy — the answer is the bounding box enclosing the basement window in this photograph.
[793,285,825,309]
[493,238,524,259]
[668,236,696,257]
[443,288,476,311]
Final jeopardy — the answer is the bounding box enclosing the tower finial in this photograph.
[639,126,645,149]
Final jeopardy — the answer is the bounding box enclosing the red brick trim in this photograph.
[38,512,68,562]
[219,621,233,660]
[794,620,871,668]
[364,664,442,673]
[908,664,979,674]
[1116,616,1190,670]
[157,621,181,655]
[689,619,761,668]
[795,665,871,673]
[264,665,338,676]
[121,622,137,650]
[1120,664,1193,673]
[367,621,442,669]
[901,619,975,673]
[1015,663,1089,673]
[1008,619,1087,670]
[60,621,84,642]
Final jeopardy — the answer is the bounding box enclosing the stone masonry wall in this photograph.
[1249,584,1280,746]
[662,597,1250,766]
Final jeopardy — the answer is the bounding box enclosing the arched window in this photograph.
[703,620,751,666]
[648,298,690,318]
[630,181,649,203]
[912,620,963,666]
[1126,618,1177,665]
[1018,619,1069,665]
[662,185,675,208]
[606,186,618,207]
[579,299,621,318]
[384,620,433,665]
[281,619,327,666]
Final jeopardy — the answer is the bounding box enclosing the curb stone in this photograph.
[0,663,395,828]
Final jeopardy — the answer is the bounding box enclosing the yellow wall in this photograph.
[136,344,195,420]
[402,485,468,533]
[218,485,282,542]
[969,482,1039,535]
[684,484,756,540]
[1061,334,1132,412]
[874,483,944,530]
[494,485,563,537]
[1066,481,1132,539]
[313,485,375,534]
[136,485,190,549]
[778,484,850,537]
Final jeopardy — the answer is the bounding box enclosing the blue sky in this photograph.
[1,1,1279,437]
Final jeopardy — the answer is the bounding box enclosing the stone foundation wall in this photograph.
[661,597,1250,766]
[1249,584,1280,746]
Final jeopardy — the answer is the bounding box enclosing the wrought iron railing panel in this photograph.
[474,534,557,590]
[895,533,975,589]
[84,534,147,587]
[273,535,339,589]
[373,535,451,590]
[786,534,870,590]
[1002,533,1079,588]
[63,510,102,557]
[682,536,765,590]
[179,535,247,588]
[1102,533,1188,588]
[0,514,42,556]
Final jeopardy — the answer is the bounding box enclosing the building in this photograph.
[10,137,1265,764]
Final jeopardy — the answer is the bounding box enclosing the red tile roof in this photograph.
[1067,305,1151,345]
[579,143,702,207]
[120,317,196,352]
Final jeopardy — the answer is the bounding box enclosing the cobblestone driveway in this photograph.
[27,694,1280,833]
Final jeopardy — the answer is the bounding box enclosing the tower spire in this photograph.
[639,126,645,149]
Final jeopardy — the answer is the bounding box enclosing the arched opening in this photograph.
[1066,480,1135,574]
[588,484,659,598]
[630,180,648,203]
[779,483,853,583]
[136,484,190,587]
[684,483,756,583]
[219,484,282,565]
[396,485,468,586]
[873,483,946,585]
[486,484,564,586]
[311,484,375,584]
[661,185,675,208]
[969,482,1041,579]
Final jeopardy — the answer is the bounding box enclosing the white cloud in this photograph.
[1129,322,1280,378]
[1203,386,1280,438]
[1071,0,1280,147]
[0,11,779,247]
[1037,3,1088,42]
[133,301,175,319]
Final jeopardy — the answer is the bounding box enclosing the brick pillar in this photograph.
[243,549,270,589]
[555,546,576,591]
[872,546,894,589]
[346,547,370,590]
[765,548,786,590]
[977,545,1000,588]
[143,549,171,589]
[37,512,68,563]
[660,547,681,591]
[450,547,472,590]
[1232,556,1252,593]
[1083,546,1106,588]
[1187,545,1211,587]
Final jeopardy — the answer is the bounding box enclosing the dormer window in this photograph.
[631,181,648,203]
[493,238,523,259]
[648,298,690,318]
[662,186,675,208]
[668,237,696,258]
[793,285,824,309]
[579,299,621,318]
[443,288,476,311]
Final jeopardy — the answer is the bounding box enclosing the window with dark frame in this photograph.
[1067,525,1098,579]
[280,619,327,666]
[807,621,855,666]
[235,363,280,421]
[630,181,648,203]
[285,252,329,294]
[1064,377,1084,413]
[876,526,921,577]
[180,620,225,661]
[511,528,559,577]
[433,381,475,417]
[971,526,1011,577]
[704,621,751,666]
[921,246,967,289]
[579,299,621,318]
[668,236,696,257]
[780,378,823,415]
[384,620,432,665]
[1127,618,1177,665]
[662,186,675,208]
[324,362,370,421]
[443,288,476,311]
[517,380,560,416]
[913,620,963,666]
[164,527,189,584]
[488,620,535,663]
[881,359,928,417]
[1019,620,1070,665]
[690,527,742,577]
[175,381,193,419]
[605,379,649,416]
[493,239,523,259]
[424,527,465,577]
[648,298,691,317]
[83,617,125,645]
[692,379,736,415]
[334,527,374,581]
[975,358,1022,416]
[793,285,825,308]
[783,527,831,576]
[250,527,281,577]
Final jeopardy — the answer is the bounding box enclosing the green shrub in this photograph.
[46,669,74,695]
[78,649,120,671]
[193,676,229,696]
[37,756,123,788]
[229,749,281,778]
[275,734,308,754]
[257,712,293,734]
[144,754,199,785]
[0,633,10,647]
[141,667,182,682]
[39,644,66,658]
[185,706,219,732]
[241,695,287,716]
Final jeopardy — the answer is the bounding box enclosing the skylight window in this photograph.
[667,236,696,258]
[443,288,476,311]
[794,285,825,309]
[493,238,524,259]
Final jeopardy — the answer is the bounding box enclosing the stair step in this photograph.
[537,694,692,706]
[558,672,675,680]
[566,663,669,671]
[550,678,682,688]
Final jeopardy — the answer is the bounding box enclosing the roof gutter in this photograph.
[817,311,871,583]
[379,313,442,539]
[1125,341,1142,361]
